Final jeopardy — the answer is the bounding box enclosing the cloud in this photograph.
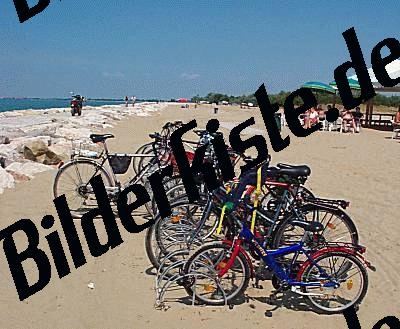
[102,72,125,78]
[180,73,200,80]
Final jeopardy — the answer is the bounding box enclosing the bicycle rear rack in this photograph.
[304,196,350,209]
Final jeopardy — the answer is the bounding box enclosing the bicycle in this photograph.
[182,214,373,313]
[53,133,168,218]
[146,160,359,270]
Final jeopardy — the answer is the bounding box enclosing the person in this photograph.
[131,96,136,107]
[125,96,128,107]
[317,105,325,121]
[352,106,363,133]
[342,109,356,133]
[304,107,319,129]
[395,107,400,124]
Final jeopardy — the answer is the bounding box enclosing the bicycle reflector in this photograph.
[170,215,182,224]
[327,223,336,229]
[347,279,354,290]
[202,284,215,293]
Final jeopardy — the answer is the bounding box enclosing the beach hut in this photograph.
[348,59,400,127]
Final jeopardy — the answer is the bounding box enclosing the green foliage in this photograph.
[191,91,400,107]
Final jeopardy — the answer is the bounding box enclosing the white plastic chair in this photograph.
[340,119,355,133]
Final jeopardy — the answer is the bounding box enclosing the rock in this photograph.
[13,136,51,153]
[6,170,30,183]
[36,150,62,165]
[0,144,22,166]
[0,167,15,194]
[55,127,91,140]
[48,144,70,162]
[0,136,10,144]
[21,123,58,138]
[23,139,49,161]
[6,161,53,179]
[0,157,5,168]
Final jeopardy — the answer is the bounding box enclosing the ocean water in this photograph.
[0,98,126,112]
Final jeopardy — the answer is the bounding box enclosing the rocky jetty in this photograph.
[0,102,165,193]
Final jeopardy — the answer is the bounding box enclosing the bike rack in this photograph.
[154,244,228,310]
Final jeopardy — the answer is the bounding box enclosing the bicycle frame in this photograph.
[74,140,164,194]
[219,223,338,289]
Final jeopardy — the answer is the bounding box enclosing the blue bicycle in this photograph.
[183,214,373,313]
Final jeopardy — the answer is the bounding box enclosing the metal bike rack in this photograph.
[154,244,228,310]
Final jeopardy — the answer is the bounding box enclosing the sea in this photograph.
[0,98,127,113]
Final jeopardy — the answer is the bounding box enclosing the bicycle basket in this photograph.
[109,154,132,174]
[71,140,102,159]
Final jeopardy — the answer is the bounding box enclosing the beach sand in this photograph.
[0,104,399,328]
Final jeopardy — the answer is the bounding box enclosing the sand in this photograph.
[0,104,398,328]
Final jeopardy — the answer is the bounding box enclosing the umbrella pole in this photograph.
[369,99,374,127]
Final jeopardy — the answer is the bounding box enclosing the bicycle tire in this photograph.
[183,242,251,305]
[271,204,359,249]
[132,142,153,175]
[53,159,114,218]
[301,251,368,313]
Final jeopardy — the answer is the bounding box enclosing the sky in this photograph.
[0,1,399,99]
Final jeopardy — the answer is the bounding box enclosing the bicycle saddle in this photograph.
[242,156,255,164]
[149,132,162,140]
[162,122,172,129]
[290,220,324,232]
[89,134,114,143]
[193,129,207,136]
[276,163,311,177]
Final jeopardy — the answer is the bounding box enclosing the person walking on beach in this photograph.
[125,96,128,107]
[131,96,136,107]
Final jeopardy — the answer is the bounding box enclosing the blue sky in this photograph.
[0,1,399,99]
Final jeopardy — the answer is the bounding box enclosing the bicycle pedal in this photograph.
[252,283,263,289]
[265,310,273,317]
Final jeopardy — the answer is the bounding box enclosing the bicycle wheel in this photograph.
[155,199,218,260]
[301,251,368,313]
[183,242,250,305]
[260,185,314,214]
[143,174,182,215]
[272,204,359,249]
[53,159,114,218]
[145,201,203,270]
[132,142,153,174]
[145,223,162,269]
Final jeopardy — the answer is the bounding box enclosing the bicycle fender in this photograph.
[221,240,255,279]
[296,246,370,281]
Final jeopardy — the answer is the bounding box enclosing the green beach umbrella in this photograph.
[329,78,361,90]
[301,81,337,94]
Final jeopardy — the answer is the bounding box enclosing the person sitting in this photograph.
[352,106,363,133]
[342,109,356,133]
[393,107,400,139]
[395,107,400,124]
[304,107,319,129]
